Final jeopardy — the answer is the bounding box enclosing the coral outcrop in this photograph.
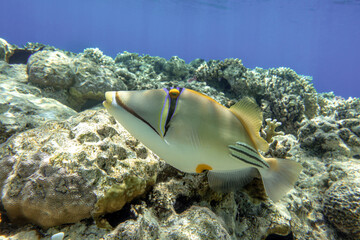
[0,38,14,62]
[319,92,360,120]
[0,110,159,228]
[298,117,360,158]
[114,52,193,90]
[27,50,75,89]
[25,48,127,111]
[261,118,284,143]
[0,61,77,144]
[324,178,360,238]
[196,62,319,134]
[70,50,127,104]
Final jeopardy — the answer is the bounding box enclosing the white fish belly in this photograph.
[158,141,251,173]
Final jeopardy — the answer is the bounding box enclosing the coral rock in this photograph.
[0,70,77,143]
[323,179,360,238]
[0,38,16,62]
[298,117,360,157]
[0,110,159,228]
[70,54,127,101]
[27,50,75,89]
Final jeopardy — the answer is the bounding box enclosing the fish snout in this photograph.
[103,91,115,109]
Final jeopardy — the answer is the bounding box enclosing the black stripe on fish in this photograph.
[164,88,183,137]
[230,153,264,168]
[229,144,269,168]
[115,92,161,137]
[235,142,259,155]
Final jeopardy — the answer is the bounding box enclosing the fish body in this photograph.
[103,88,302,201]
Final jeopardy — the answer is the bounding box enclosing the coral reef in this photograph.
[196,62,319,134]
[195,58,247,93]
[0,39,359,240]
[114,52,193,90]
[83,48,115,66]
[298,117,360,158]
[0,38,52,65]
[319,92,360,119]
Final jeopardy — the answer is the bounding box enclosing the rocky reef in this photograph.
[1,38,360,240]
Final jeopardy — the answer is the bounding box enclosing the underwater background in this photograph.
[1,0,360,98]
[1,1,360,240]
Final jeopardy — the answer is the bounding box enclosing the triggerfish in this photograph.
[103,88,302,201]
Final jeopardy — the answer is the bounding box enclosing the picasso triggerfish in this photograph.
[103,88,302,201]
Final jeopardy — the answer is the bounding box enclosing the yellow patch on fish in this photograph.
[196,163,213,173]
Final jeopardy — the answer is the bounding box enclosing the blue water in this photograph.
[1,0,360,98]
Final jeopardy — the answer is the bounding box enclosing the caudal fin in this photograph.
[259,158,302,202]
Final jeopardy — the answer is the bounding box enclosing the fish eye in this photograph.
[169,88,180,98]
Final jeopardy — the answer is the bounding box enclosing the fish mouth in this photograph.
[103,91,114,109]
[105,90,162,137]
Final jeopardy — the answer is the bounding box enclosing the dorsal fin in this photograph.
[229,97,269,152]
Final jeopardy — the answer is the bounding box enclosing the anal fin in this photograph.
[207,167,258,193]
